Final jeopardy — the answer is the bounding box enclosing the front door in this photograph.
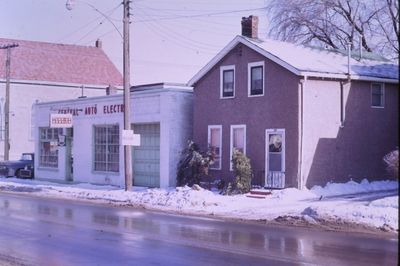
[265,129,285,188]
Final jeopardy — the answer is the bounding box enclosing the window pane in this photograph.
[223,70,234,97]
[94,125,120,172]
[39,127,59,168]
[233,128,244,153]
[251,66,263,95]
[269,134,282,153]
[371,84,383,107]
[210,128,221,169]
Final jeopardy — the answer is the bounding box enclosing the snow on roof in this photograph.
[189,35,399,85]
[247,37,398,80]
[0,38,122,87]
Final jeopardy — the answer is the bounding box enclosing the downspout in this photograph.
[340,81,344,128]
[297,76,306,190]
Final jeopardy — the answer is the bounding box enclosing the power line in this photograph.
[131,6,268,23]
[58,3,122,43]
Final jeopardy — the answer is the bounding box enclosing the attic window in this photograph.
[371,83,384,108]
[220,65,235,98]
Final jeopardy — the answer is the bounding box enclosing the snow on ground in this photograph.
[0,177,398,231]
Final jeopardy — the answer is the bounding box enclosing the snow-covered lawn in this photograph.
[0,177,398,232]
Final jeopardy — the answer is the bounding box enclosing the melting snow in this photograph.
[0,177,398,231]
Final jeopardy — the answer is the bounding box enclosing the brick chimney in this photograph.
[95,39,102,49]
[241,16,258,39]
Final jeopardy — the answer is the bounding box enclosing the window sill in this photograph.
[220,96,235,99]
[92,170,120,175]
[371,106,384,109]
[248,93,264,98]
[37,167,59,171]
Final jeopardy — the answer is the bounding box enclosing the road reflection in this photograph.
[0,193,397,266]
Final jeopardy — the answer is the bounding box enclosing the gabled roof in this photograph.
[188,35,399,86]
[0,38,122,87]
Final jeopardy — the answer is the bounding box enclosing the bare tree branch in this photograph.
[266,0,399,59]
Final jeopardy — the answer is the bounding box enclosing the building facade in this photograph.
[34,83,193,188]
[189,16,399,189]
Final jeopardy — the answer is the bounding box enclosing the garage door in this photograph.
[132,123,160,187]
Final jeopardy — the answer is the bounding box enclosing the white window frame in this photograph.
[371,83,385,108]
[248,61,265,97]
[230,124,246,171]
[39,127,63,168]
[208,125,222,170]
[220,65,235,99]
[93,124,120,173]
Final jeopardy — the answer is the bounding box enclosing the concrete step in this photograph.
[249,190,272,196]
[245,194,266,199]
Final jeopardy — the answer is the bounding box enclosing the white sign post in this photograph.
[121,130,140,146]
[50,113,73,128]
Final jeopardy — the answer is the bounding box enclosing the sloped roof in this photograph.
[189,35,399,85]
[0,38,122,87]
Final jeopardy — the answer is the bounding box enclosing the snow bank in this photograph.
[0,177,398,231]
[310,179,398,197]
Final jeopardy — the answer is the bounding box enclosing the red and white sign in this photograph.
[50,113,73,128]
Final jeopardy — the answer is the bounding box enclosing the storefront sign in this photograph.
[50,114,73,128]
[121,130,140,146]
[56,104,124,117]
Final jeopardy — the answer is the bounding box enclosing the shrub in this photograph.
[383,149,398,179]
[223,149,252,195]
[176,140,214,187]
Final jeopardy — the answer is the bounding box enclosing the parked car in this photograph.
[0,153,34,178]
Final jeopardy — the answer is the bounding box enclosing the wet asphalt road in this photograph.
[0,193,397,266]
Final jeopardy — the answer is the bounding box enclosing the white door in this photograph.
[265,129,285,188]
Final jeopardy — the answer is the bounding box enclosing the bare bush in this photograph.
[383,149,398,179]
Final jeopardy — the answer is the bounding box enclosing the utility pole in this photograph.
[123,0,133,191]
[65,0,133,191]
[0,43,18,161]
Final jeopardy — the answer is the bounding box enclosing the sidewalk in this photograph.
[0,177,398,233]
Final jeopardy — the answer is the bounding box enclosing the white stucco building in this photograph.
[34,83,193,188]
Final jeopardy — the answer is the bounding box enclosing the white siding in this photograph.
[0,82,107,160]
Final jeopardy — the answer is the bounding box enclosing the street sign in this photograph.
[50,113,73,128]
[121,130,140,146]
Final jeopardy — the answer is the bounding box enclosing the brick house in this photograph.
[0,38,122,160]
[189,16,399,189]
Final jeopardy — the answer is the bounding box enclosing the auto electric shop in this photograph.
[33,83,193,188]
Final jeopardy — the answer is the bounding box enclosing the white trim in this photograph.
[230,124,246,171]
[371,82,385,108]
[247,61,265,97]
[265,128,286,185]
[187,35,399,86]
[220,65,236,99]
[208,125,222,170]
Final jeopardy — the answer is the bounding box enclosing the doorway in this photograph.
[65,128,73,181]
[265,129,285,188]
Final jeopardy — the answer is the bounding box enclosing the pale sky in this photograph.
[0,0,269,85]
